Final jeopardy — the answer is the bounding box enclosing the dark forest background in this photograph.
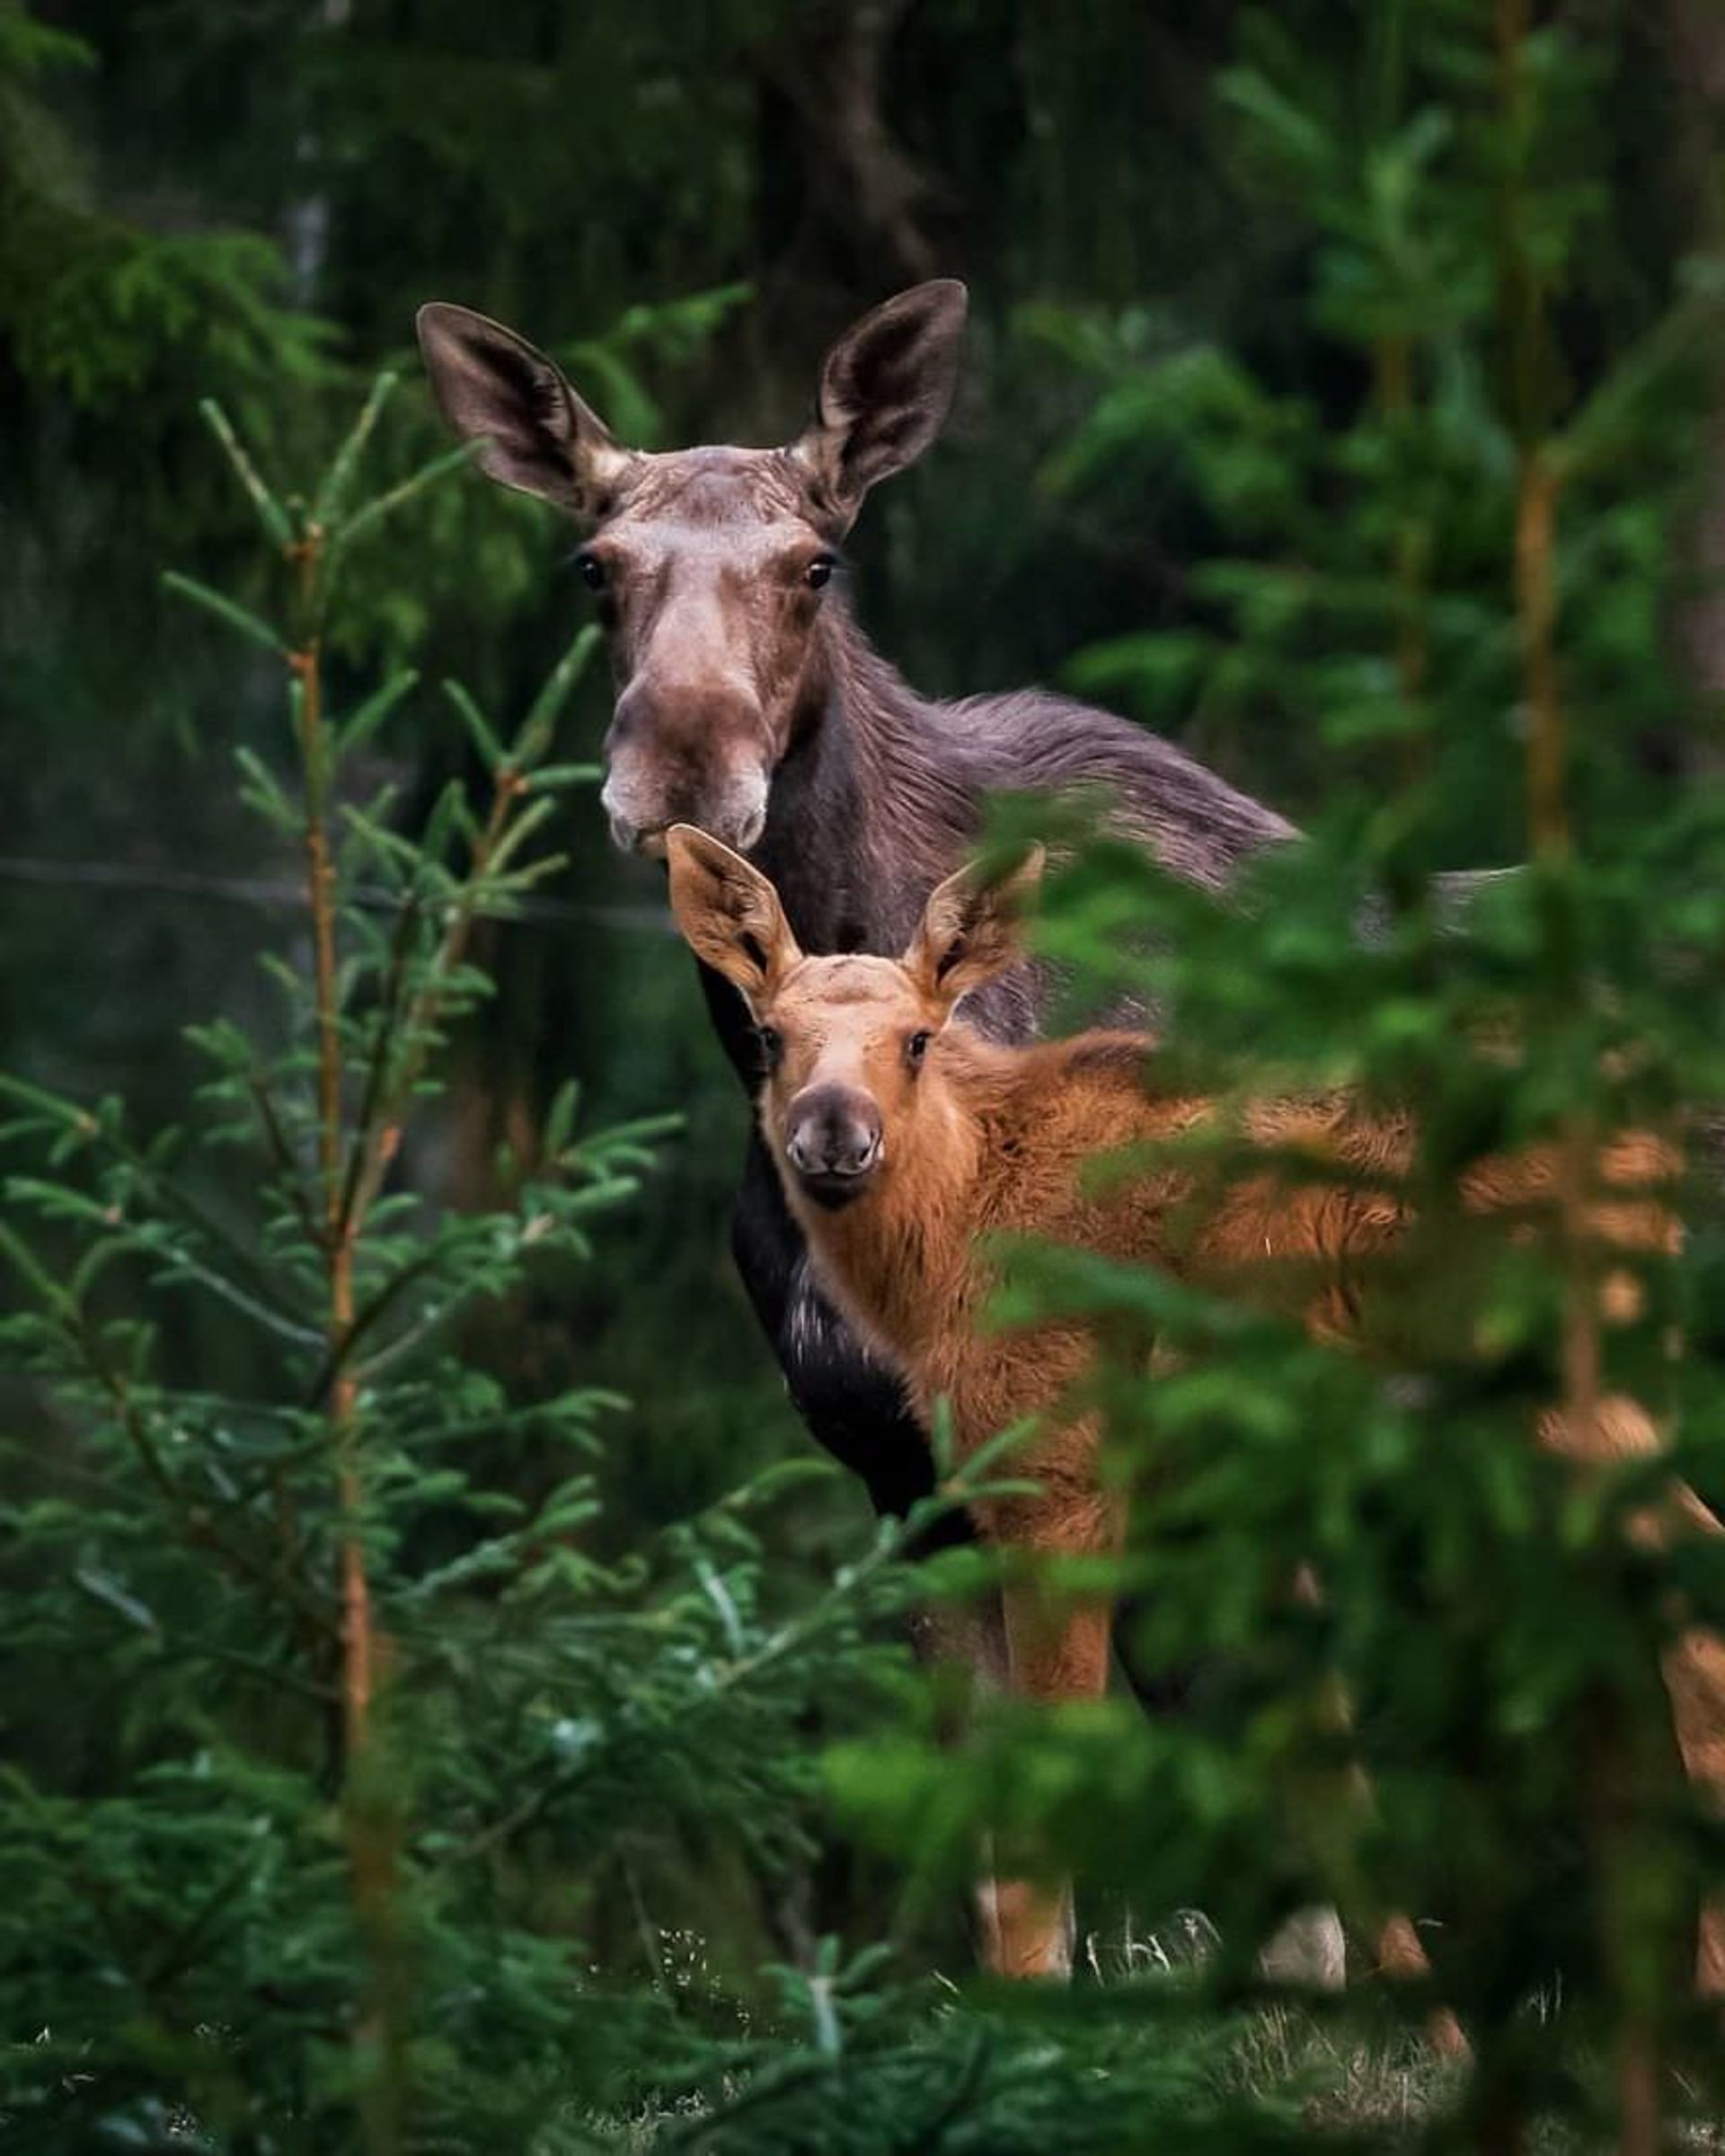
[0,4,1541,1545]
[9,1,1721,1541]
[8,4,1725,2147]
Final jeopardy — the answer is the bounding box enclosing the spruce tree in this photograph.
[836,6,1725,2147]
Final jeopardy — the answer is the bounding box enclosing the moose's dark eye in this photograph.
[577,552,607,593]
[756,1025,783,1070]
[805,554,836,591]
[906,1029,933,1068]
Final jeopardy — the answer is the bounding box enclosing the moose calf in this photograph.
[666,825,1725,1992]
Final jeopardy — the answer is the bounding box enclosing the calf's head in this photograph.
[666,825,1040,1209]
[416,282,968,857]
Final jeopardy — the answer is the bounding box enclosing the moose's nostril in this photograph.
[785,1091,882,1190]
[837,1127,881,1174]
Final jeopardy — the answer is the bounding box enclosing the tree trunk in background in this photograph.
[753,0,949,308]
[1665,0,1725,770]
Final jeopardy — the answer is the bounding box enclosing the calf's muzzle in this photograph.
[783,1085,883,1207]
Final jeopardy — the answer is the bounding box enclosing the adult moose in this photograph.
[415,278,1292,1545]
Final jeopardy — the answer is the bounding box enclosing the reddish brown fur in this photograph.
[750,995,1682,1542]
[668,826,1725,1990]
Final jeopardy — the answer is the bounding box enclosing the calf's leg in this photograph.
[986,1489,1118,1979]
[729,1147,1013,1958]
[1540,1392,1725,1993]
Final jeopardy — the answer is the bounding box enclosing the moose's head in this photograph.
[416,282,968,859]
[664,823,1040,1210]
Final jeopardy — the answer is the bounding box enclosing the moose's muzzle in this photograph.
[601,677,772,857]
[783,1085,883,1208]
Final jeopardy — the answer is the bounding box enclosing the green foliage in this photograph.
[19,0,1701,1599]
[1,375,1283,2156]
[0,5,331,411]
[10,2,1725,2149]
[832,6,1725,2147]
[0,391,932,2150]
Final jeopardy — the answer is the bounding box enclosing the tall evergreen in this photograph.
[839,6,1725,2144]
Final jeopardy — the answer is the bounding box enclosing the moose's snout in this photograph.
[784,1085,883,1207]
[602,677,771,858]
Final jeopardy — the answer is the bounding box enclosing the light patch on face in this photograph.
[768,957,924,1043]
[758,957,944,1154]
[608,445,818,537]
[597,512,827,581]
[589,449,839,858]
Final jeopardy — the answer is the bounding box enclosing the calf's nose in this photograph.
[784,1085,882,1183]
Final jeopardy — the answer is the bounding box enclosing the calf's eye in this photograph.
[906,1029,932,1067]
[805,555,836,590]
[577,552,607,592]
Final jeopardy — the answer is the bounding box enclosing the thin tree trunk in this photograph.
[1663,0,1725,767]
[753,0,946,298]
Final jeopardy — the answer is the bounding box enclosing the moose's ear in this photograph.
[666,825,802,1008]
[790,280,968,523]
[904,846,1044,1009]
[416,303,632,517]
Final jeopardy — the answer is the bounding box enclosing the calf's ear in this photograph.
[666,826,802,1009]
[416,303,632,517]
[905,846,1045,1010]
[790,280,968,524]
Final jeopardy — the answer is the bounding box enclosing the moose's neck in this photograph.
[699,589,1297,1082]
[755,602,978,960]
